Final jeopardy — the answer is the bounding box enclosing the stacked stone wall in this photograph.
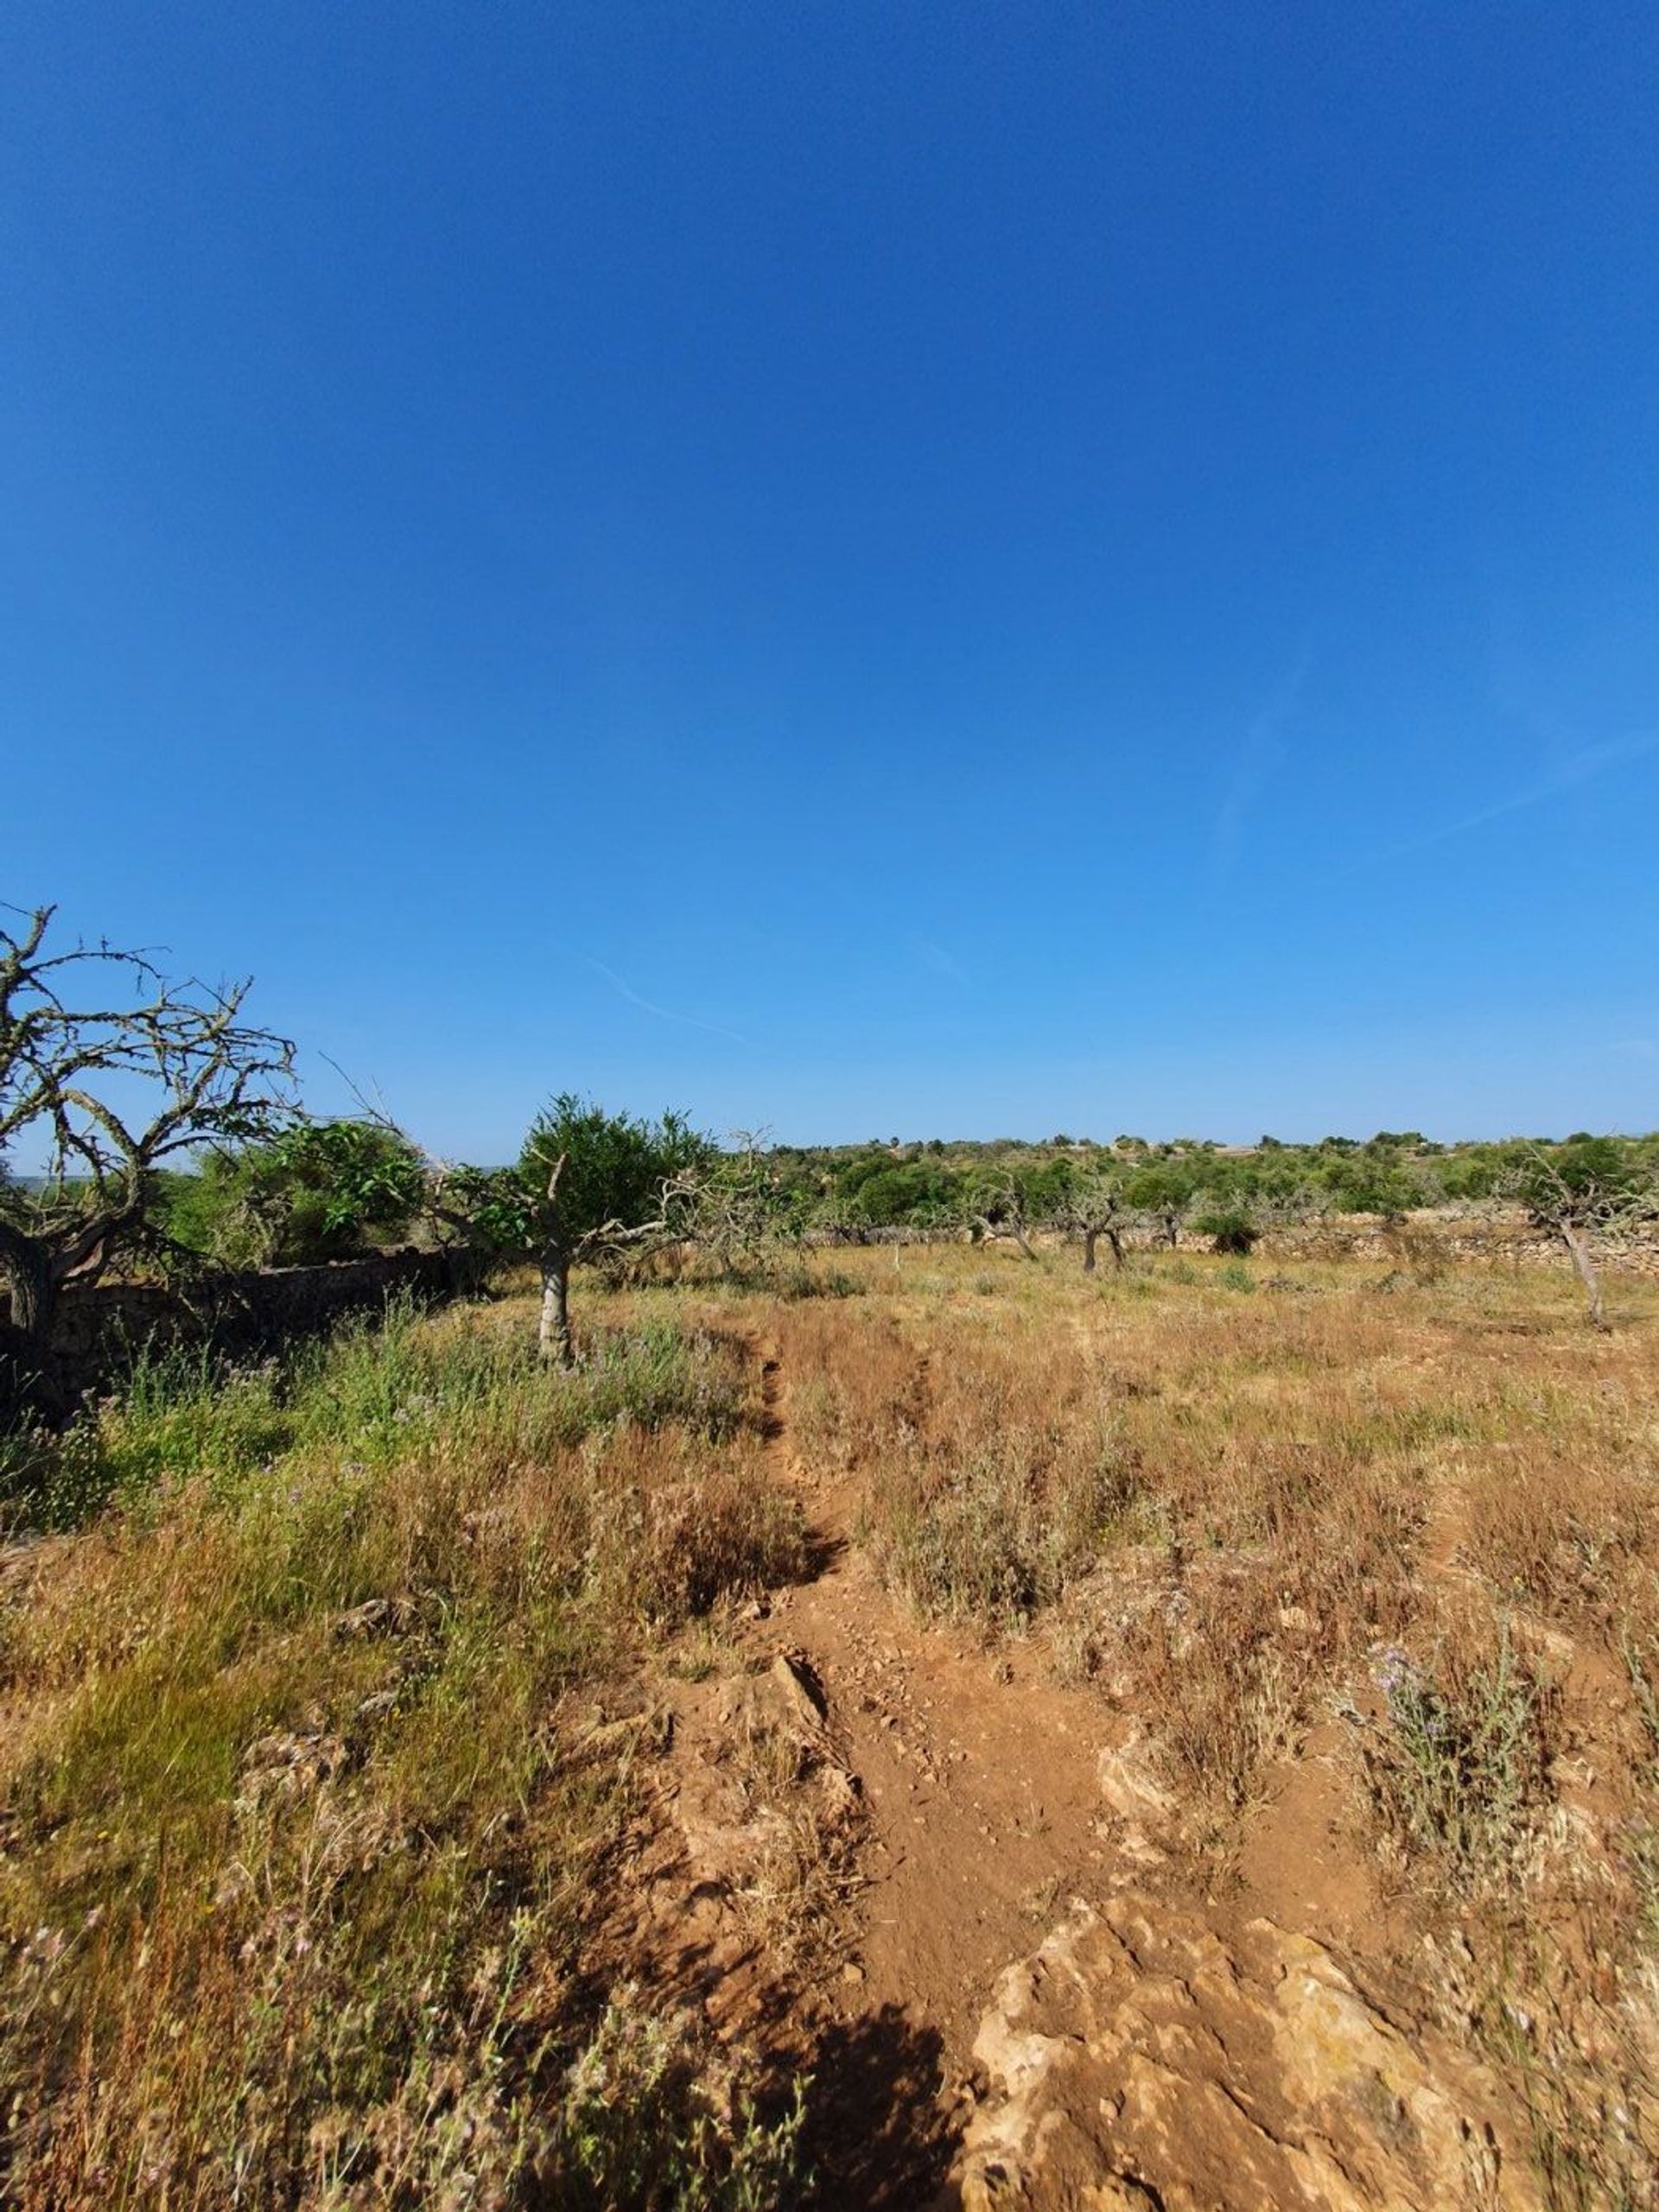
[3,1249,468,1412]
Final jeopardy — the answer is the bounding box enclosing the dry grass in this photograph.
[0,1298,807,2207]
[758,1241,1659,2200]
[5,1239,1659,2204]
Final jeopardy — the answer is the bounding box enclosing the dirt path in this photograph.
[753,1339,1109,2051]
[610,1326,1549,2208]
[715,1336,1111,2197]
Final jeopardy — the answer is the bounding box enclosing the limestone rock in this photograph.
[953,1896,1536,2210]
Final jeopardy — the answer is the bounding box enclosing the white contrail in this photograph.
[582,956,755,1050]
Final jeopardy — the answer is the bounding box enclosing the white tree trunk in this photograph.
[1559,1221,1607,1331]
[538,1261,574,1366]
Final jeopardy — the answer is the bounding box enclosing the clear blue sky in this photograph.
[4,2,1656,1155]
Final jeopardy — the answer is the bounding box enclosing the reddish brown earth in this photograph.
[590,1327,1558,2209]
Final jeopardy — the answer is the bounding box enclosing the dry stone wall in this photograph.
[3,1249,469,1413]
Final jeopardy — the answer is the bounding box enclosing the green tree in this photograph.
[461,1096,709,1364]
[1126,1160,1198,1247]
[166,1121,426,1268]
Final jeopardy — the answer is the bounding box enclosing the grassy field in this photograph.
[3,1239,1658,2205]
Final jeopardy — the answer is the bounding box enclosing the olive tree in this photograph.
[966,1166,1038,1260]
[1054,1159,1132,1274]
[0,903,296,1363]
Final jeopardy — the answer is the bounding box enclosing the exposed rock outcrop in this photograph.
[954,1896,1536,2210]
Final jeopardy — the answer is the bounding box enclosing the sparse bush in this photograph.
[869,1432,1122,1629]
[586,1432,808,1623]
[1195,1207,1258,1256]
[1380,1217,1449,1284]
[1134,1586,1297,1814]
[856,1339,1140,1631]
[554,1988,808,2208]
[1360,1617,1560,1889]
[774,1263,861,1300]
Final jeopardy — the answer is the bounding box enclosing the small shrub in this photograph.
[1195,1209,1258,1255]
[868,1426,1134,1632]
[1360,1618,1560,1890]
[1381,1219,1448,1285]
[587,1434,809,1624]
[774,1265,861,1301]
[575,1324,747,1439]
[554,1987,808,2207]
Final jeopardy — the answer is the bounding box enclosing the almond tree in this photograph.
[0,902,297,1366]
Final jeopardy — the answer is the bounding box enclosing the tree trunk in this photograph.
[0,1234,56,1348]
[1083,1227,1097,1274]
[1107,1225,1125,1271]
[538,1257,574,1366]
[1008,1216,1035,1262]
[1559,1220,1607,1331]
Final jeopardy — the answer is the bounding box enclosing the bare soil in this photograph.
[585,1252,1656,2208]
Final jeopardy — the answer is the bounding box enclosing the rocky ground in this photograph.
[582,1244,1659,2208]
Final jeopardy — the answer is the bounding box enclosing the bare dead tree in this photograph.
[0,902,298,1368]
[659,1128,792,1281]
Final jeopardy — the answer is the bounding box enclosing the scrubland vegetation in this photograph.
[4,1236,1659,2205]
[1,1297,810,2203]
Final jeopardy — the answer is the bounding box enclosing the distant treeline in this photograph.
[740,1130,1659,1236]
[148,1127,1659,1262]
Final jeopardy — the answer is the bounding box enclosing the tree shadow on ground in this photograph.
[791,2004,958,2208]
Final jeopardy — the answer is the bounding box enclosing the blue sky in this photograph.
[3,1,1656,1155]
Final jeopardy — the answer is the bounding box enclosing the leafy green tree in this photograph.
[166,1122,425,1268]
[848,1159,958,1228]
[1126,1160,1198,1247]
[1315,1149,1427,1219]
[459,1096,709,1364]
